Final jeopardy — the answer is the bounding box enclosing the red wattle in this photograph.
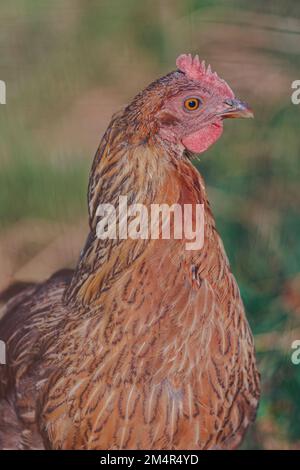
[182,122,223,154]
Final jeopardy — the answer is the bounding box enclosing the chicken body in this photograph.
[0,55,260,449]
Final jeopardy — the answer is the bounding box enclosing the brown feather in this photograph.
[0,69,259,450]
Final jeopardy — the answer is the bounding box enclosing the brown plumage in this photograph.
[0,54,260,450]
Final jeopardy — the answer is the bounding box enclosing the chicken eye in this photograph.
[184,97,201,111]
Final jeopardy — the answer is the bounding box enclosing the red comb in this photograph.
[176,53,234,97]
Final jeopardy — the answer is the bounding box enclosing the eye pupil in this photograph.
[189,100,196,108]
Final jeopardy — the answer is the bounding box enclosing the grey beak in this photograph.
[221,99,254,119]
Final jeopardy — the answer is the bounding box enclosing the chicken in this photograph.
[0,54,260,450]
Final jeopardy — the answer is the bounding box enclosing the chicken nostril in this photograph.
[224,99,235,107]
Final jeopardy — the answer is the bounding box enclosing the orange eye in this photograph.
[184,97,201,111]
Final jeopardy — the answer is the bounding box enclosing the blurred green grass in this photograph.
[0,153,87,226]
[0,0,300,449]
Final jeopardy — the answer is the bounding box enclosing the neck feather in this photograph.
[65,113,206,307]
